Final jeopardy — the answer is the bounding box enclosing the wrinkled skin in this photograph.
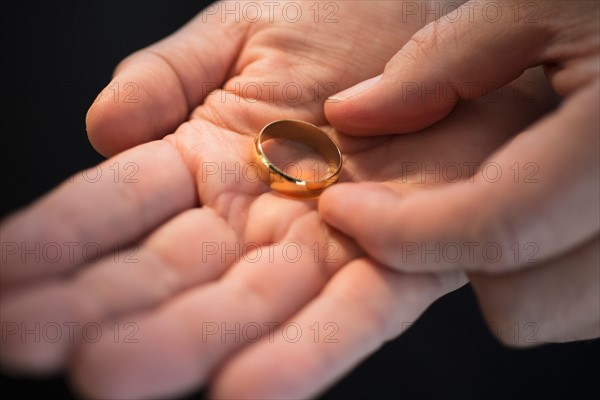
[0,2,582,399]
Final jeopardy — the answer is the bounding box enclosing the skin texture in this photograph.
[0,1,596,399]
[321,0,600,342]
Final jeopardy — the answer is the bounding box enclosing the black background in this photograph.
[1,1,598,399]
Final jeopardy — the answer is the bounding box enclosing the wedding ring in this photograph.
[254,120,342,198]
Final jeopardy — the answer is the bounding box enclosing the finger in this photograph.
[324,0,588,135]
[320,81,600,273]
[86,5,247,156]
[211,258,465,399]
[0,208,237,373]
[70,211,362,399]
[0,140,195,290]
[470,235,600,347]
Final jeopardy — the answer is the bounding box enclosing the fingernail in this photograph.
[327,75,382,102]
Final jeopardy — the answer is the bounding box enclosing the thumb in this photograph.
[325,0,552,135]
[86,7,245,156]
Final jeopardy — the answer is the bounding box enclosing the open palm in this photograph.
[0,2,555,398]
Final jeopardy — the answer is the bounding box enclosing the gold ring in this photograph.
[254,120,342,198]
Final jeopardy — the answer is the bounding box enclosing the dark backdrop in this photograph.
[1,1,598,399]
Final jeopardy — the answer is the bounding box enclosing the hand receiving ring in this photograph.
[254,120,342,198]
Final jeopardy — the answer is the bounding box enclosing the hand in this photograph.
[320,0,600,345]
[0,1,556,398]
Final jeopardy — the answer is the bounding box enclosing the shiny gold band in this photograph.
[254,120,342,198]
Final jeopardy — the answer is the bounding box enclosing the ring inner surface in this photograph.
[260,121,341,183]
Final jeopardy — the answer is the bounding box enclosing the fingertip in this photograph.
[324,96,389,136]
[210,358,270,400]
[0,285,72,375]
[324,76,389,136]
[324,75,453,136]
[318,183,356,224]
[319,183,396,231]
[85,82,146,157]
[86,55,189,157]
[71,318,200,400]
[211,343,319,400]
